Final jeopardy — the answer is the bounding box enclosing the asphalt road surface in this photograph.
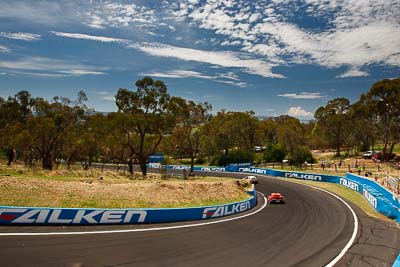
[0,174,399,267]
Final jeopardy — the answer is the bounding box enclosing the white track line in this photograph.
[0,193,268,236]
[277,178,359,267]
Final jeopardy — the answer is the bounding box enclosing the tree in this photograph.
[0,91,34,165]
[276,115,306,162]
[357,78,400,160]
[314,98,350,157]
[115,77,174,176]
[170,98,211,173]
[205,110,259,158]
[263,144,286,163]
[106,112,139,174]
[26,92,87,170]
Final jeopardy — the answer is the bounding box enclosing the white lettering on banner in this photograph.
[172,166,191,170]
[238,168,267,174]
[13,210,42,223]
[200,167,226,172]
[149,163,161,169]
[48,210,72,224]
[202,201,251,219]
[363,189,378,209]
[123,210,147,223]
[73,210,103,224]
[100,210,125,224]
[340,178,359,191]
[0,208,148,224]
[284,173,322,181]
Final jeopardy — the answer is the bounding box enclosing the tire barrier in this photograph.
[0,186,257,226]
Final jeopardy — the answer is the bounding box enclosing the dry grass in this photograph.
[0,162,250,208]
[285,178,388,220]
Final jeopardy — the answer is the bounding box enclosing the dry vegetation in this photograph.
[0,163,251,208]
[285,178,387,220]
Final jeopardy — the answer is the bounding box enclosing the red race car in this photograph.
[268,193,286,204]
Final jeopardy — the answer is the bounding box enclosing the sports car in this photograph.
[268,193,285,204]
[242,175,258,184]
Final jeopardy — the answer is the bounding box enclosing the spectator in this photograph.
[358,165,363,175]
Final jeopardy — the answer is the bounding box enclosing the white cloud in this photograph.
[51,31,280,78]
[144,70,214,79]
[0,45,10,53]
[130,42,283,78]
[143,70,247,87]
[59,70,106,76]
[172,0,400,75]
[287,106,313,117]
[0,56,107,77]
[337,68,368,78]
[82,2,157,29]
[0,32,41,41]
[51,31,127,43]
[96,91,115,101]
[278,92,324,99]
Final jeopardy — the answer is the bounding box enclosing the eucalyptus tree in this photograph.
[170,97,212,173]
[276,115,307,163]
[205,110,259,158]
[314,98,351,157]
[26,91,87,170]
[115,77,175,176]
[357,78,400,159]
[0,91,34,165]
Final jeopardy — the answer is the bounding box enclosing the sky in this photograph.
[0,0,399,119]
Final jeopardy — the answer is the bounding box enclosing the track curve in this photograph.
[0,174,398,267]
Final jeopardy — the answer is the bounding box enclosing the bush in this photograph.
[195,157,206,164]
[292,146,315,165]
[217,151,254,166]
[264,144,286,162]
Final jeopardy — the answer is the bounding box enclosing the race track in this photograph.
[0,174,399,267]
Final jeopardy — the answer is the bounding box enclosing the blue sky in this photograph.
[0,0,399,119]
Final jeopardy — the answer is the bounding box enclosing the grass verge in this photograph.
[0,164,251,209]
[285,178,387,220]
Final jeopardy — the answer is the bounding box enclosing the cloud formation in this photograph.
[171,0,400,77]
[130,42,283,78]
[51,31,127,43]
[0,45,10,53]
[288,106,313,117]
[278,92,323,99]
[0,32,41,41]
[0,56,106,77]
[52,31,282,78]
[143,70,247,87]
[81,2,157,29]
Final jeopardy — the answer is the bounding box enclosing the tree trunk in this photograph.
[6,148,15,166]
[128,159,134,175]
[139,156,147,176]
[42,153,53,170]
[190,154,195,174]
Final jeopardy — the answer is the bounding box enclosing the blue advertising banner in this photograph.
[148,163,400,224]
[148,154,165,163]
[0,188,257,225]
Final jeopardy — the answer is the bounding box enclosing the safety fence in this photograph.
[157,164,400,224]
[0,186,257,225]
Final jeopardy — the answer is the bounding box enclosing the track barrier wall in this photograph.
[0,186,257,225]
[164,163,400,266]
[161,164,400,224]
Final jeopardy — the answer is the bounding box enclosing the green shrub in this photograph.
[195,157,206,164]
[264,144,286,162]
[217,151,254,166]
[292,146,315,165]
